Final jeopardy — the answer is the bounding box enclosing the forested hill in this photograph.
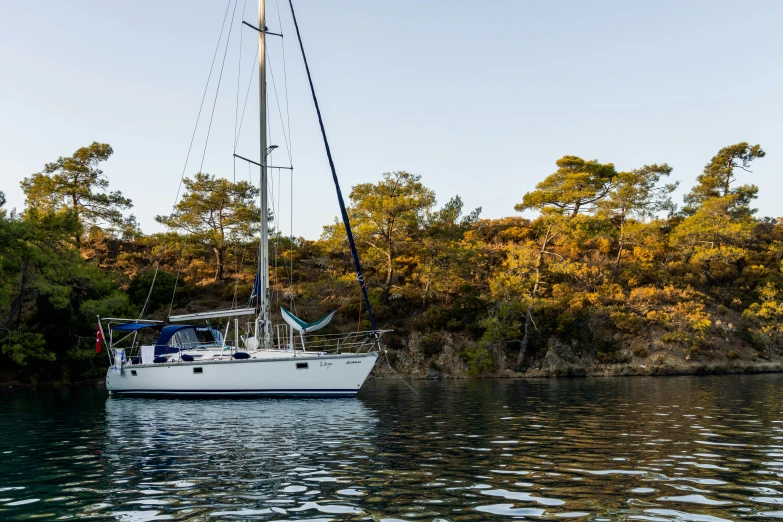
[3,141,783,384]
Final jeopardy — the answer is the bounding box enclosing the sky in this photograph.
[1,0,782,240]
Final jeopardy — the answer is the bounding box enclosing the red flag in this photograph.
[96,325,103,353]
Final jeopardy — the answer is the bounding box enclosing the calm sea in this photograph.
[1,375,783,520]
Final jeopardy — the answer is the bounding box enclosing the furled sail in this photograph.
[280,306,336,334]
[250,268,262,299]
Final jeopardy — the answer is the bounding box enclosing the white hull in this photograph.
[106,352,378,397]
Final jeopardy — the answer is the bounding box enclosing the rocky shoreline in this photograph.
[4,330,783,388]
[372,331,783,380]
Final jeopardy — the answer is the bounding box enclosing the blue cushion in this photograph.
[153,357,167,364]
[181,354,194,362]
[233,352,250,360]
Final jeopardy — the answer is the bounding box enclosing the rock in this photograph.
[427,367,441,379]
[541,341,587,377]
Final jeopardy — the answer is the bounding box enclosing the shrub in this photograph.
[384,333,406,351]
[383,350,399,366]
[460,343,495,376]
[632,346,649,358]
[597,350,630,364]
[727,350,741,360]
[419,332,444,357]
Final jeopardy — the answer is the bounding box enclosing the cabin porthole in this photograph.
[193,367,203,374]
[296,362,308,370]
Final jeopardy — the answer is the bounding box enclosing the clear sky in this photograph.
[2,0,782,239]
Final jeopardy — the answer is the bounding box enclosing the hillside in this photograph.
[3,141,783,384]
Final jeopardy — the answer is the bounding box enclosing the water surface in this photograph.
[1,375,783,520]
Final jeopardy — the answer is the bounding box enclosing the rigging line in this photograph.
[287,0,377,331]
[274,0,294,310]
[234,0,249,151]
[381,355,420,396]
[234,46,259,151]
[153,2,234,312]
[272,171,279,308]
[138,262,160,320]
[231,240,246,308]
[232,155,239,308]
[233,243,249,309]
[198,0,240,174]
[266,51,292,163]
[173,0,233,209]
[231,0,245,311]
[276,165,282,306]
[289,160,293,309]
[167,255,184,318]
[274,0,293,165]
[267,120,280,309]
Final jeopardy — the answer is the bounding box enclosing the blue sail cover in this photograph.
[250,268,262,299]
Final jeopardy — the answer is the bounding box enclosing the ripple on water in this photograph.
[475,503,547,517]
[2,376,783,520]
[480,488,565,506]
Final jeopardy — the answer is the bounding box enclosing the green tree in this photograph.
[671,195,756,287]
[516,156,617,218]
[683,142,765,215]
[483,217,562,369]
[0,200,85,368]
[20,142,132,245]
[416,196,481,307]
[127,269,183,315]
[744,282,783,355]
[598,163,677,266]
[346,171,435,303]
[155,173,260,281]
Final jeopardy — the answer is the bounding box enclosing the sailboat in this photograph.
[101,0,388,397]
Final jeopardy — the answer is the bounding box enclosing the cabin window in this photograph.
[296,362,308,370]
[130,370,137,376]
[193,367,203,374]
[171,328,202,350]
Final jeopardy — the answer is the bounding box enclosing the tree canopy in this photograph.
[155,172,260,281]
[20,142,132,244]
[516,156,617,217]
[683,142,765,215]
[342,171,435,303]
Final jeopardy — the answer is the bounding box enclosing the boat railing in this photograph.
[297,329,391,354]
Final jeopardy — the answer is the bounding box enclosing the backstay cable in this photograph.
[287,0,377,330]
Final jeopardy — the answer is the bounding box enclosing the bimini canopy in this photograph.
[154,325,198,355]
[280,306,336,335]
[110,323,161,332]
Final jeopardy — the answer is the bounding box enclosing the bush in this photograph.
[460,343,495,376]
[632,346,649,358]
[384,350,399,366]
[727,350,741,360]
[128,269,183,313]
[597,350,630,364]
[384,332,406,351]
[419,332,444,357]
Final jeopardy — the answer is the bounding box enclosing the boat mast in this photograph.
[257,0,271,347]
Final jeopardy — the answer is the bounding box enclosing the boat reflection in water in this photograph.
[100,396,379,520]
